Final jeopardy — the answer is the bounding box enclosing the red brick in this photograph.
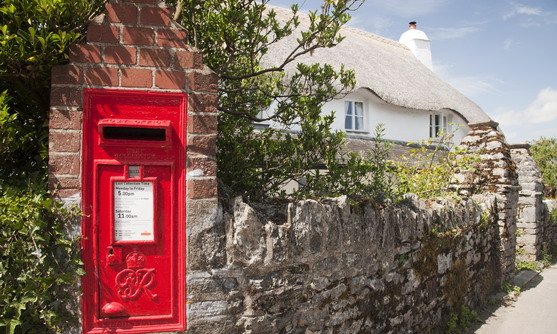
[50,87,82,107]
[187,156,217,177]
[87,24,120,44]
[69,44,102,63]
[49,108,82,130]
[49,154,80,175]
[187,71,218,92]
[187,114,217,134]
[187,178,217,199]
[188,134,216,156]
[155,69,185,89]
[138,48,171,67]
[85,67,119,86]
[48,176,81,191]
[103,46,137,65]
[55,188,81,199]
[121,68,153,88]
[126,0,157,3]
[51,64,83,85]
[139,7,171,26]
[105,3,138,24]
[156,28,187,48]
[49,131,81,153]
[122,26,155,46]
[175,50,203,69]
[189,93,217,113]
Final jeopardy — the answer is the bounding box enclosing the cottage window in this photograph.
[345,101,364,131]
[429,113,448,138]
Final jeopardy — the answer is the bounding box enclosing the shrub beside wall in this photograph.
[0,189,82,334]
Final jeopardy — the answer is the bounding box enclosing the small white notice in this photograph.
[114,181,154,242]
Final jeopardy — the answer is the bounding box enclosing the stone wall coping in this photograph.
[468,120,500,129]
[509,143,531,150]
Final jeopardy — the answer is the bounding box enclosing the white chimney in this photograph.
[399,21,433,71]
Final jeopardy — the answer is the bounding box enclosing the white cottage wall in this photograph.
[323,89,470,144]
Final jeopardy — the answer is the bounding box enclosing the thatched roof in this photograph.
[263,6,491,125]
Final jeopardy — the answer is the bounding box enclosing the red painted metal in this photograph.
[81,89,186,333]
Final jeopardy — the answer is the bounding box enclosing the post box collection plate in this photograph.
[81,89,186,333]
[113,179,156,242]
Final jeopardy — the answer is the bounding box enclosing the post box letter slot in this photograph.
[103,126,166,141]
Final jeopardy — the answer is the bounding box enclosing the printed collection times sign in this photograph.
[113,181,154,242]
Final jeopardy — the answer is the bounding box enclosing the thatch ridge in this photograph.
[263,6,492,124]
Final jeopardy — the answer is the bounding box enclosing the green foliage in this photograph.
[171,0,379,200]
[0,0,105,186]
[515,260,540,272]
[295,124,396,201]
[479,210,490,227]
[0,1,102,332]
[502,282,521,295]
[446,305,479,334]
[0,187,83,334]
[393,131,480,199]
[550,209,557,225]
[540,251,553,268]
[530,137,557,198]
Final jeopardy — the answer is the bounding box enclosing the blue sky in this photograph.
[268,0,557,143]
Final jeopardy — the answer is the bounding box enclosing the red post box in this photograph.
[81,89,186,333]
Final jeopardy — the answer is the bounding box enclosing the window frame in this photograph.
[429,112,450,139]
[344,100,366,132]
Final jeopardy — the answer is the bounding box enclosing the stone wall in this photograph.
[510,145,557,261]
[510,145,545,260]
[452,121,519,280]
[187,196,502,333]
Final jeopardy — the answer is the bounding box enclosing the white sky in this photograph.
[268,0,557,144]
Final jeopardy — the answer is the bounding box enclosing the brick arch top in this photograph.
[52,0,217,95]
[48,0,218,200]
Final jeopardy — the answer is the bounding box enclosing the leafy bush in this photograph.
[393,131,480,199]
[515,260,540,272]
[530,137,557,198]
[292,124,396,202]
[172,0,377,200]
[0,0,105,186]
[0,188,83,334]
[0,1,103,332]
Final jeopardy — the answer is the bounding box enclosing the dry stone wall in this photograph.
[510,145,557,260]
[187,196,502,333]
[510,145,545,260]
[452,121,519,280]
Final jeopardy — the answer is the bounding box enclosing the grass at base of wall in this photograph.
[446,306,479,334]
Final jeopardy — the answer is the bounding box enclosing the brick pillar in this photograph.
[451,121,520,280]
[510,144,545,261]
[48,0,218,329]
[49,0,217,202]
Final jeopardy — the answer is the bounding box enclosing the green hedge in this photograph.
[0,188,83,334]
